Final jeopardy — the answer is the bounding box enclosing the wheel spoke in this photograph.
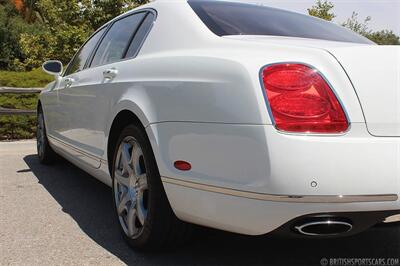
[114,171,130,187]
[121,143,133,176]
[131,143,143,175]
[136,174,148,191]
[117,191,129,215]
[126,202,138,237]
[136,191,147,226]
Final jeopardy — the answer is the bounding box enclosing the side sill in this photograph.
[48,135,101,169]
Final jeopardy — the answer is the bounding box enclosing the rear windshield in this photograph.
[189,1,373,44]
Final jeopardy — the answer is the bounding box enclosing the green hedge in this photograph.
[0,69,52,140]
[0,68,53,88]
[0,115,37,140]
[0,93,38,140]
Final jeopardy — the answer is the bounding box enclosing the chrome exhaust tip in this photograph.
[295,220,353,236]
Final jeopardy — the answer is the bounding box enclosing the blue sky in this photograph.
[244,0,400,34]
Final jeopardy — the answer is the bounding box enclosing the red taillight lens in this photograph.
[262,64,348,133]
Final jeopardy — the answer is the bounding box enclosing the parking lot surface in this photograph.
[1,141,399,266]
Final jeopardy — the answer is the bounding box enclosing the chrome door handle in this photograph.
[64,77,75,87]
[103,68,118,79]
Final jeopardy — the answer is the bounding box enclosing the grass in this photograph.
[0,115,37,140]
[0,93,38,109]
[0,93,38,140]
[0,68,53,88]
[0,68,53,140]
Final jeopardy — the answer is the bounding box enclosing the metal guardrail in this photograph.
[0,87,42,116]
[0,87,43,93]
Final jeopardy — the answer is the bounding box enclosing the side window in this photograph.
[91,12,146,68]
[64,27,106,76]
[125,12,155,58]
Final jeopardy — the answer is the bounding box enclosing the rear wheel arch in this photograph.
[107,110,149,174]
[110,120,192,250]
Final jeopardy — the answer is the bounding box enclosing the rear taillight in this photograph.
[261,63,348,134]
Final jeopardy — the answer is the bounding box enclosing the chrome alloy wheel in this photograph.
[114,136,149,239]
[37,112,45,157]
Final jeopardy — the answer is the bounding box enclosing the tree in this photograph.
[308,0,400,45]
[18,0,92,69]
[0,2,44,70]
[366,30,400,45]
[308,0,336,21]
[3,0,149,70]
[342,12,371,36]
[342,12,399,45]
[11,0,42,23]
[82,0,149,30]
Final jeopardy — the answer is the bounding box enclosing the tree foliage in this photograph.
[0,0,148,71]
[308,0,336,21]
[308,1,399,45]
[367,30,400,45]
[82,0,148,30]
[342,12,371,36]
[0,2,44,70]
[341,12,399,45]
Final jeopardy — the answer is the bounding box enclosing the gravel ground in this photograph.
[1,141,399,266]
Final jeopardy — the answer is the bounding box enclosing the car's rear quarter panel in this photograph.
[134,6,399,234]
[131,42,367,190]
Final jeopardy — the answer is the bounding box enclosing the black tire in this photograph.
[111,124,192,251]
[36,106,57,164]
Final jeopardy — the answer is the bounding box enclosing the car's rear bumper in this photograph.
[147,122,400,235]
[162,179,399,235]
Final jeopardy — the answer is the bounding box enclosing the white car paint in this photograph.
[39,0,400,236]
[328,46,400,137]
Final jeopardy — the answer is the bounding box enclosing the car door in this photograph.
[55,11,154,167]
[51,26,107,168]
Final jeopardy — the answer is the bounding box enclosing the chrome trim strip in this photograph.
[48,135,104,163]
[161,176,398,203]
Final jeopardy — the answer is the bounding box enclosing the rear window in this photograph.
[189,1,373,44]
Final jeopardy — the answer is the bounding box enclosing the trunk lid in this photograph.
[329,45,400,136]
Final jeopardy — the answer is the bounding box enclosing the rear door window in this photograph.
[125,12,156,58]
[91,12,146,67]
[64,27,107,76]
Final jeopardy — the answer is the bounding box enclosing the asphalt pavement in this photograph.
[1,140,399,266]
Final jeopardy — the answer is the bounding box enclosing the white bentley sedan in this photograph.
[38,0,399,250]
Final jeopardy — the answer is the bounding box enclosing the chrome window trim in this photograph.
[63,8,157,76]
[124,11,157,59]
[63,25,109,77]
